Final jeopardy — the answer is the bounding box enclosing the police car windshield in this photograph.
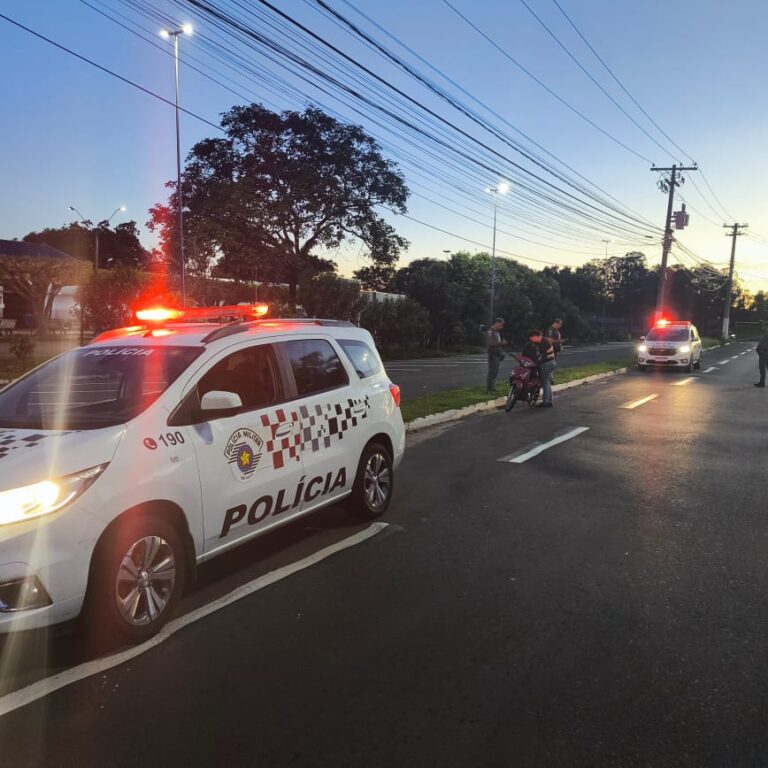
[0,345,202,430]
[645,327,689,342]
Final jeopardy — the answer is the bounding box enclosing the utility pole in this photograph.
[485,182,509,327]
[650,164,698,321]
[721,222,749,338]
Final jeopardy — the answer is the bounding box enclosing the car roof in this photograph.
[88,319,368,349]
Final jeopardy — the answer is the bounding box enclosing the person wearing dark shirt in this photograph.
[546,319,563,357]
[521,329,543,364]
[755,324,768,387]
[486,317,508,393]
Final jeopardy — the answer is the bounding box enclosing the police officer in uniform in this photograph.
[486,317,507,393]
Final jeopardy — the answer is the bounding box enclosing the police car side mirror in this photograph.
[200,390,243,412]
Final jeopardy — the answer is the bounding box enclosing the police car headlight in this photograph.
[638,344,648,353]
[679,345,690,354]
[0,464,108,526]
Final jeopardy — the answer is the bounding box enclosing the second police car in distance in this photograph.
[0,305,404,644]
[637,319,703,372]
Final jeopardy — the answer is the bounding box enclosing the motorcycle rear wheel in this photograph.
[505,386,518,411]
[528,386,541,407]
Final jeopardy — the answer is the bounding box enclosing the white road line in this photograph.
[731,355,740,360]
[498,426,590,464]
[717,359,730,365]
[0,522,389,718]
[673,377,697,386]
[620,394,658,409]
[703,366,718,373]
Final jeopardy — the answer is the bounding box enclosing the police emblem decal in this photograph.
[224,428,263,481]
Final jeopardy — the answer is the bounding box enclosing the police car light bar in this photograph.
[135,304,269,323]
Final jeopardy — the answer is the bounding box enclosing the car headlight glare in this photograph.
[679,345,690,353]
[0,464,108,526]
[638,344,648,353]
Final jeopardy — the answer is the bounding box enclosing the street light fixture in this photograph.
[159,23,193,305]
[485,181,509,327]
[68,204,127,269]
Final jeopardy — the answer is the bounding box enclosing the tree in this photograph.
[353,264,397,291]
[149,105,409,299]
[24,221,150,269]
[0,252,88,334]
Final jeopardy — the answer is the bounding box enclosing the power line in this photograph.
[439,0,653,164]
[547,0,692,163]
[0,10,223,133]
[517,0,677,162]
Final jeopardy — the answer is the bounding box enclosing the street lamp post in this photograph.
[160,23,193,305]
[599,238,611,333]
[68,204,126,344]
[485,182,509,327]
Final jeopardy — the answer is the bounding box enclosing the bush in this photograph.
[9,336,35,373]
[359,297,430,356]
[298,273,364,320]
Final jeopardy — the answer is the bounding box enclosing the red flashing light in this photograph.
[136,308,182,322]
[656,318,671,327]
[133,303,270,324]
[389,383,401,407]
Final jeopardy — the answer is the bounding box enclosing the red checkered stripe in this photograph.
[260,395,371,470]
[260,408,301,470]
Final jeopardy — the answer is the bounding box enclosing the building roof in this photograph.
[0,239,78,261]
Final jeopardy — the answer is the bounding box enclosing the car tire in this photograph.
[83,514,187,649]
[686,360,694,373]
[694,355,702,370]
[348,441,394,520]
[637,363,647,372]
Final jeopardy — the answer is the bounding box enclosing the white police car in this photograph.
[637,320,703,372]
[0,306,404,644]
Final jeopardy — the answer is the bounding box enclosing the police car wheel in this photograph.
[348,442,394,520]
[85,515,187,646]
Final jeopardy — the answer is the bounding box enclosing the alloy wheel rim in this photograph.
[115,535,176,626]
[364,452,391,512]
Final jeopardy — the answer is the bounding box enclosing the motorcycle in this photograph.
[505,354,541,411]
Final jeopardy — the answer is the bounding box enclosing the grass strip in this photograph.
[401,358,632,423]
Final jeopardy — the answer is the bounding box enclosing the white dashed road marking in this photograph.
[717,360,731,365]
[703,367,718,373]
[498,426,590,464]
[673,377,697,386]
[620,394,658,410]
[731,355,740,360]
[0,522,389,718]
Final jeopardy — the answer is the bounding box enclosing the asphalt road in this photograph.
[387,342,636,398]
[1,342,766,767]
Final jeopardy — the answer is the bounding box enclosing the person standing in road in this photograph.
[486,317,508,393]
[538,331,557,408]
[546,318,564,358]
[545,318,563,385]
[755,323,768,388]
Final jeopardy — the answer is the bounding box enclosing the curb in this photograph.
[405,366,630,434]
